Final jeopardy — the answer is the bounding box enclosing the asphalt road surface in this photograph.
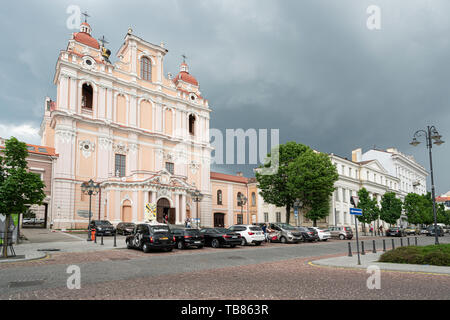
[1,235,449,300]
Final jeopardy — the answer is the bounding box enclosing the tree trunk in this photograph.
[2,215,10,258]
[286,204,291,224]
[313,220,317,227]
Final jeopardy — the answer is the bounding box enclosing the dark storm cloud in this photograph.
[0,0,449,193]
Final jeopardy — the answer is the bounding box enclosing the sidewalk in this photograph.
[0,231,127,263]
[311,252,450,275]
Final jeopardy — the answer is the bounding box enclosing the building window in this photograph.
[81,83,93,110]
[115,154,126,177]
[335,188,340,202]
[217,190,222,205]
[141,57,152,81]
[276,212,281,222]
[165,162,174,175]
[264,212,269,223]
[189,114,196,135]
[251,192,256,206]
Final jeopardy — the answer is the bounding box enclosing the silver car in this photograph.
[269,223,303,243]
[329,226,353,240]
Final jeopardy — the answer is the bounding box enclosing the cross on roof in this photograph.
[181,54,187,63]
[98,35,109,47]
[82,11,90,23]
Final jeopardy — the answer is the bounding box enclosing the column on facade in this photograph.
[175,193,180,224]
[181,194,186,223]
[132,191,138,222]
[151,190,157,204]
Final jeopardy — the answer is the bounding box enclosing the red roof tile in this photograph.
[211,172,248,184]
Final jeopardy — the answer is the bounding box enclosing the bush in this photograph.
[379,244,450,266]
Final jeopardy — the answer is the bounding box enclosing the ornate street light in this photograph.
[81,179,100,241]
[410,125,444,245]
[191,189,203,229]
[294,199,303,227]
[237,193,247,225]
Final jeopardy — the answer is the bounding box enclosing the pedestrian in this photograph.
[186,218,191,228]
[261,224,267,242]
[370,224,373,236]
[379,225,383,236]
[164,214,168,224]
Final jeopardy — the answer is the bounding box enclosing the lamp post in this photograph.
[237,193,247,225]
[81,179,100,241]
[410,125,444,245]
[191,189,203,229]
[294,199,303,227]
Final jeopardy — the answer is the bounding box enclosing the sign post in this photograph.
[350,196,362,265]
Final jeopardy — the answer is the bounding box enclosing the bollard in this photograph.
[400,238,403,247]
[383,239,386,252]
[372,240,376,253]
[101,234,104,245]
[407,237,410,246]
[361,241,365,255]
[94,230,97,243]
[348,242,353,257]
[391,239,395,250]
[415,237,418,246]
[114,232,117,247]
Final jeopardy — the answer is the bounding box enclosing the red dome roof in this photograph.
[74,32,99,49]
[173,71,199,86]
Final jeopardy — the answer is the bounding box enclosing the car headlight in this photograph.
[98,227,102,230]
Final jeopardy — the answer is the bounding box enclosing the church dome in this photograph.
[73,22,100,49]
[173,62,199,86]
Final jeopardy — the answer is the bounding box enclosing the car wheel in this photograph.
[339,234,345,240]
[165,247,173,252]
[323,239,328,241]
[255,241,262,246]
[142,243,150,253]
[197,245,204,249]
[280,236,287,244]
[241,238,247,246]
[126,240,132,249]
[230,244,236,248]
[177,241,184,250]
[211,239,220,248]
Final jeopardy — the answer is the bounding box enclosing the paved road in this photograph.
[1,235,449,299]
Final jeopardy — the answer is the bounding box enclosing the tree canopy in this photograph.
[356,188,379,225]
[379,192,403,225]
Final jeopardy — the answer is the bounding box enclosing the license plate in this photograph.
[195,241,201,244]
[232,236,237,238]
[160,237,168,240]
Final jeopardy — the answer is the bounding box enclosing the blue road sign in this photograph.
[350,208,363,215]
[294,208,298,218]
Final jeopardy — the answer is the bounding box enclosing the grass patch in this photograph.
[379,244,450,266]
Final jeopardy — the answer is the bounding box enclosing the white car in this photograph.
[228,225,265,246]
[310,227,331,241]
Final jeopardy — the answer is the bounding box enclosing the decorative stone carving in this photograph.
[157,188,171,199]
[55,129,76,144]
[129,143,138,153]
[98,137,113,150]
[114,142,129,154]
[190,161,200,174]
[79,140,95,158]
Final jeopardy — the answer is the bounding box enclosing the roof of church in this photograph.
[73,31,100,49]
[173,71,199,86]
[210,172,249,184]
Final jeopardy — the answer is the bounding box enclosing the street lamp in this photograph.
[294,199,303,227]
[410,125,444,245]
[237,193,247,225]
[191,189,203,229]
[81,179,100,241]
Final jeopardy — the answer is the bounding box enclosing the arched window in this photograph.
[251,192,256,206]
[189,114,196,135]
[217,190,222,205]
[81,83,93,110]
[237,192,242,206]
[141,57,152,81]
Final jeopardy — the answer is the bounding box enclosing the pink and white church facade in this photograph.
[40,22,212,229]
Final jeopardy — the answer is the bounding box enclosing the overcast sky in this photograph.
[1,0,449,194]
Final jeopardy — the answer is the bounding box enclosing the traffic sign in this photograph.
[350,208,363,215]
[294,208,298,218]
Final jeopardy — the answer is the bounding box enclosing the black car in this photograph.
[89,220,115,236]
[386,227,405,237]
[172,228,205,249]
[126,223,175,253]
[427,226,445,237]
[307,227,320,242]
[116,222,136,235]
[296,226,317,242]
[200,228,241,248]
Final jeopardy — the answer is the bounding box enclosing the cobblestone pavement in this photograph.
[1,236,449,300]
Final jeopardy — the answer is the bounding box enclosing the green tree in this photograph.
[256,142,310,223]
[403,193,425,225]
[380,192,403,226]
[0,137,46,257]
[286,149,338,226]
[356,188,379,232]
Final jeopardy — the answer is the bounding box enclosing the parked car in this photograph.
[172,228,204,249]
[310,227,331,241]
[427,225,445,237]
[116,222,136,235]
[200,228,242,248]
[385,227,405,237]
[268,223,303,244]
[126,223,175,253]
[229,225,265,246]
[420,227,429,235]
[329,226,353,240]
[89,220,116,236]
[404,227,419,235]
[296,226,317,242]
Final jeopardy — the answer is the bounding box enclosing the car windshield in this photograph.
[214,228,230,234]
[250,227,262,231]
[97,221,112,225]
[278,223,296,230]
[123,223,134,227]
[185,230,201,236]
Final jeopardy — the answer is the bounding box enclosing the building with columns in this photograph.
[40,21,212,229]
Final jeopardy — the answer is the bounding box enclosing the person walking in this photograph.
[261,223,267,242]
[379,225,384,236]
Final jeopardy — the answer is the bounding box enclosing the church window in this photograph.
[217,190,222,205]
[81,83,93,110]
[189,114,195,135]
[141,57,152,81]
[115,154,126,177]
